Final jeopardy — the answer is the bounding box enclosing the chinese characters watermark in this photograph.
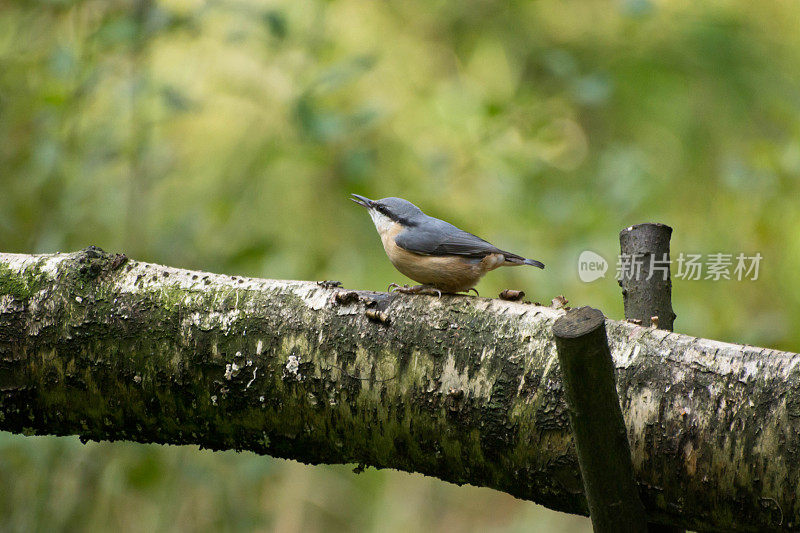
[578,251,762,282]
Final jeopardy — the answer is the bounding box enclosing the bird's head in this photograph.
[351,194,424,233]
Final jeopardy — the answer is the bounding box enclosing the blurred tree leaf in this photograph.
[263,10,287,40]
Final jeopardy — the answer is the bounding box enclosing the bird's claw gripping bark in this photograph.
[388,283,409,293]
[416,286,443,298]
[389,284,442,298]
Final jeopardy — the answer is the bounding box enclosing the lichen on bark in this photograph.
[1,249,799,532]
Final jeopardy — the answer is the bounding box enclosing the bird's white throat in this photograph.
[368,209,395,236]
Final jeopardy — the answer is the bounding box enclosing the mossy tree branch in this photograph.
[1,249,798,532]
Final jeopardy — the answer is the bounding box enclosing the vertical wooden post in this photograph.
[618,223,676,330]
[619,223,684,533]
[553,306,647,533]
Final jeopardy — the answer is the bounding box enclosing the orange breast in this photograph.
[379,224,498,292]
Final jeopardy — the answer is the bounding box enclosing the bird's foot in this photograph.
[390,284,442,298]
[387,283,409,293]
[416,286,443,298]
[466,288,479,297]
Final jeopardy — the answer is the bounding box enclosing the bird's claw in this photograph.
[467,288,479,296]
[421,287,443,298]
[389,284,442,298]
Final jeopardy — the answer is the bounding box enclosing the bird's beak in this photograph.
[350,194,373,209]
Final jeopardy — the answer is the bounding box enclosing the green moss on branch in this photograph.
[1,250,799,532]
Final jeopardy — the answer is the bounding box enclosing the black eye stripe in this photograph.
[374,204,415,227]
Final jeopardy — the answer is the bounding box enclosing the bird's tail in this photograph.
[501,251,545,269]
[523,258,545,269]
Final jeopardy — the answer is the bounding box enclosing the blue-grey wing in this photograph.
[395,219,504,258]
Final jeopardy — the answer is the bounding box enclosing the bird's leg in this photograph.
[391,284,442,298]
[417,286,443,298]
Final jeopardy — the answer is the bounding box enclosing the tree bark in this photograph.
[554,307,647,533]
[620,223,685,533]
[619,223,677,330]
[1,249,798,532]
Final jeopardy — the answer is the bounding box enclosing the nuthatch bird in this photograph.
[351,194,544,296]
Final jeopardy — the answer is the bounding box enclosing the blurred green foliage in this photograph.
[1,0,799,530]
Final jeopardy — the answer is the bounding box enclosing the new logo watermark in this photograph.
[578,252,762,282]
[578,250,609,282]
